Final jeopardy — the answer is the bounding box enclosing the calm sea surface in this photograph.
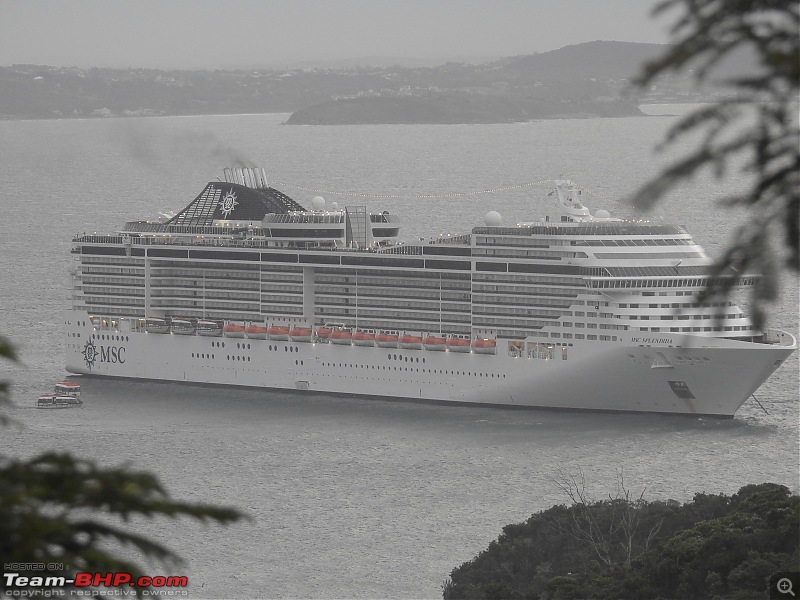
[0,107,797,599]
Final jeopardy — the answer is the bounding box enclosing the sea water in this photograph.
[0,107,797,598]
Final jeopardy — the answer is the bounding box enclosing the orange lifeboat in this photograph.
[223,323,246,338]
[353,330,376,347]
[376,332,399,348]
[422,336,447,351]
[472,338,497,355]
[330,329,353,345]
[446,337,471,353]
[289,326,313,342]
[245,324,268,339]
[316,326,333,340]
[399,334,423,350]
[267,325,290,341]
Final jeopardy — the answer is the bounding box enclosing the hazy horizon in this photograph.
[1,0,670,70]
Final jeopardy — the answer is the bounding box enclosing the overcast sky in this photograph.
[1,0,671,69]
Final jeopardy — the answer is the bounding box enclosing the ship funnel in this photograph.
[222,167,270,189]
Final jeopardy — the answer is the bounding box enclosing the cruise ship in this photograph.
[64,167,796,416]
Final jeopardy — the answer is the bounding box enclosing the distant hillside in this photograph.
[0,41,739,121]
[286,41,660,124]
[495,40,668,81]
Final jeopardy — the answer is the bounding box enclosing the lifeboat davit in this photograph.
[376,332,399,348]
[330,329,353,345]
[245,324,268,339]
[223,323,246,338]
[289,326,313,342]
[170,318,196,335]
[145,318,170,334]
[399,334,423,350]
[267,326,290,341]
[353,330,376,347]
[472,338,497,354]
[422,336,447,351]
[197,320,223,337]
[446,337,471,353]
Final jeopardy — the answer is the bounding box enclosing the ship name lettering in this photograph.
[100,345,126,364]
[631,337,670,344]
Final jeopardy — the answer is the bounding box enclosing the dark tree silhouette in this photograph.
[632,0,799,328]
[0,339,244,596]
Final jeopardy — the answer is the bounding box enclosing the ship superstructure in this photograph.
[64,168,796,416]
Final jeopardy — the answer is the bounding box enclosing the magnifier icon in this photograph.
[778,578,796,596]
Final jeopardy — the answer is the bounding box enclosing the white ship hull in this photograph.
[65,310,795,417]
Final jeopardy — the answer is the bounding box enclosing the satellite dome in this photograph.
[594,209,611,219]
[311,196,325,211]
[331,201,339,210]
[484,211,502,226]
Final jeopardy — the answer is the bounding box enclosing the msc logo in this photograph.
[82,340,126,370]
[218,188,239,218]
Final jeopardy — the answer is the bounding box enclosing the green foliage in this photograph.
[444,483,799,600]
[0,340,245,595]
[631,0,800,329]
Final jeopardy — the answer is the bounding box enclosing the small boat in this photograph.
[55,381,81,398]
[376,331,399,348]
[446,337,471,353]
[37,394,83,409]
[196,320,223,336]
[472,338,497,355]
[170,318,195,335]
[289,326,313,342]
[145,318,170,334]
[399,334,423,350]
[223,323,246,338]
[422,336,447,351]
[245,324,269,340]
[267,325,290,341]
[353,330,376,347]
[330,329,353,345]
